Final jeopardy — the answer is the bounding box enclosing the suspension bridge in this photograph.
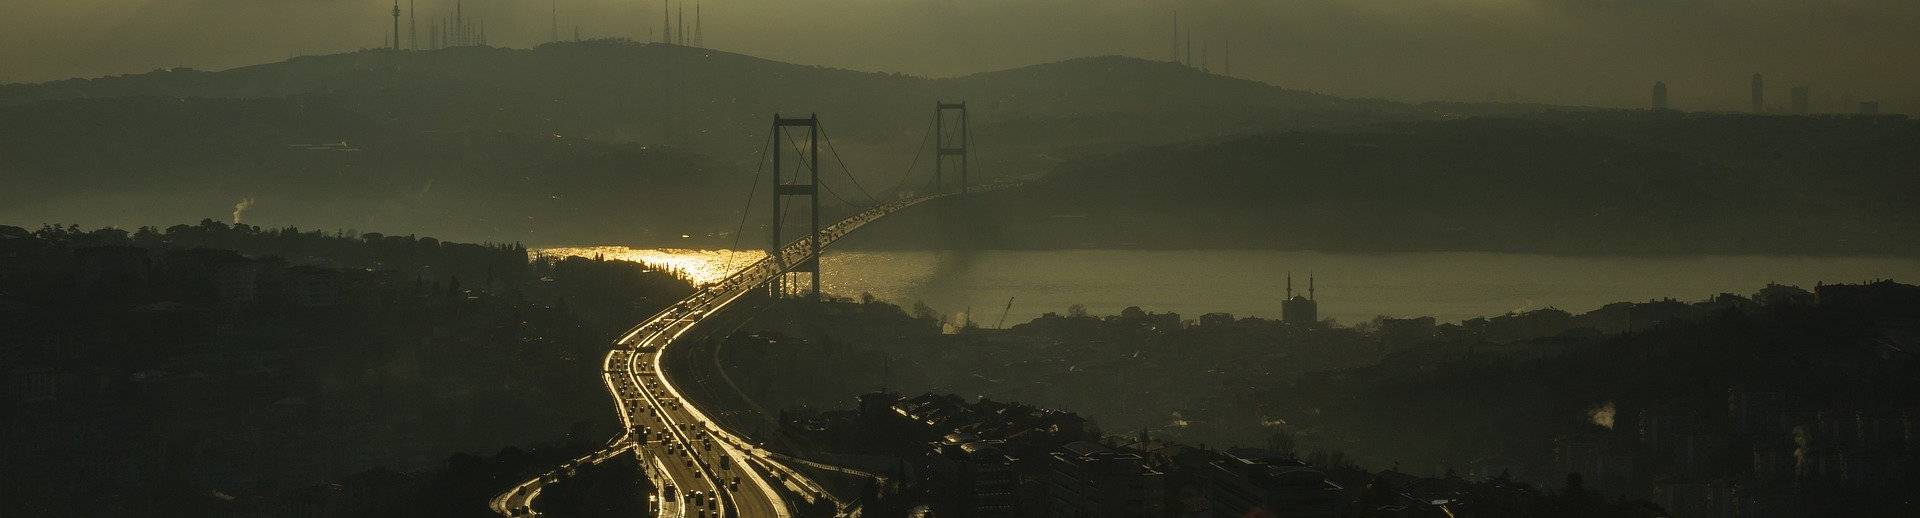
[492,102,992,517]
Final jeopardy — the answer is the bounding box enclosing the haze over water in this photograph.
[539,247,1920,325]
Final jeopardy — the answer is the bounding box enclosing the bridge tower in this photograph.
[770,114,822,300]
[935,101,969,194]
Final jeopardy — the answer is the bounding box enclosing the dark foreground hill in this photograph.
[0,222,691,515]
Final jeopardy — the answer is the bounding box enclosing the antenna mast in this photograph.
[391,1,401,50]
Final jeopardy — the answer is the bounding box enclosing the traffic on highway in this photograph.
[493,189,974,517]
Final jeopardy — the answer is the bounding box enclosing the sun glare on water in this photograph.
[535,246,764,285]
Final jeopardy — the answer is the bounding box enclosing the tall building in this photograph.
[1751,73,1765,113]
[1791,86,1811,114]
[1859,100,1881,115]
[1651,81,1669,111]
[1281,274,1318,325]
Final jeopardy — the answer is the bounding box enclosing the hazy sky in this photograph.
[5,0,1916,111]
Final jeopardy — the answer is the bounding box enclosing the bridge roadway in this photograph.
[493,189,972,517]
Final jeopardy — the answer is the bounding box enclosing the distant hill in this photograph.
[0,41,1418,245]
[0,95,733,246]
[16,42,1907,256]
[850,111,1920,256]
[0,42,1410,170]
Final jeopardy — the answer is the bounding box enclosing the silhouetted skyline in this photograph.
[4,0,1918,112]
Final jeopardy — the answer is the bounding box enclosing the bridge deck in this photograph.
[492,188,984,517]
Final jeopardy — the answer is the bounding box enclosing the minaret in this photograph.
[1223,37,1230,76]
[1282,272,1317,324]
[694,1,702,48]
[678,3,686,46]
[662,0,671,44]
[408,0,417,50]
[551,0,558,43]
[392,1,401,50]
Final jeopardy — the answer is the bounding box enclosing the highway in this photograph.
[493,188,984,517]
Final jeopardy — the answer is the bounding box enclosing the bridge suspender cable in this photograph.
[786,128,845,207]
[781,125,867,211]
[887,113,939,198]
[816,123,882,206]
[724,127,775,273]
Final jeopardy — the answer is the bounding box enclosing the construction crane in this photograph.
[996,296,1015,329]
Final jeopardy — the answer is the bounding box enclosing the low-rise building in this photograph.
[1201,449,1345,518]
[1042,441,1165,517]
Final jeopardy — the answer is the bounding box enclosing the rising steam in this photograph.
[231,197,255,224]
[1587,400,1615,429]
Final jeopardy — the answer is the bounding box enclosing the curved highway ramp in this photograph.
[493,189,983,517]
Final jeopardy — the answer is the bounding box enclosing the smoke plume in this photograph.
[231,197,255,224]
